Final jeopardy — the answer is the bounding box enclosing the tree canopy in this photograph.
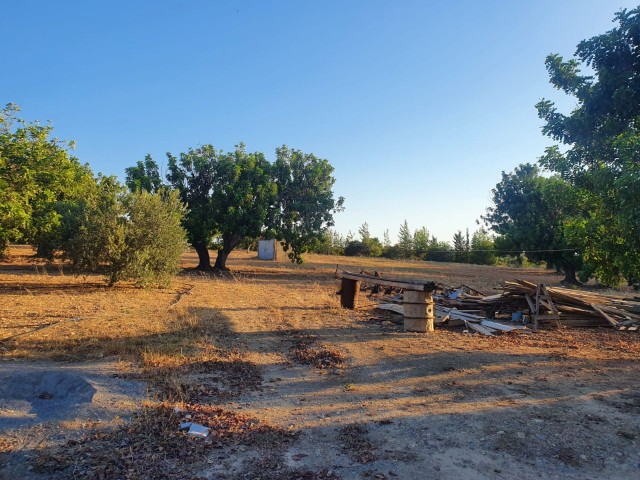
[536,6,640,285]
[269,146,344,264]
[125,154,162,194]
[0,103,95,258]
[484,163,581,283]
[209,145,275,270]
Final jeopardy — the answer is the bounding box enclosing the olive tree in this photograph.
[67,177,187,287]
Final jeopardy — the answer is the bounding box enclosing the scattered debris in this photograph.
[33,402,297,479]
[339,423,377,464]
[498,280,640,330]
[148,355,263,402]
[186,423,210,438]
[376,304,403,315]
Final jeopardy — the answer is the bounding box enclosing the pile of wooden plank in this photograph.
[435,305,530,336]
[433,280,640,331]
[374,278,640,334]
[498,280,640,330]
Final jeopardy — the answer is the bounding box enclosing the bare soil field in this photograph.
[1,245,640,479]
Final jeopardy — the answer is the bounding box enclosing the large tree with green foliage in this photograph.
[536,6,640,285]
[0,103,95,258]
[166,144,343,271]
[484,163,581,283]
[269,146,344,264]
[210,145,275,270]
[166,145,218,270]
[166,144,275,271]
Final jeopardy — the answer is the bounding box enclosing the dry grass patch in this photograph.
[0,254,230,360]
[0,278,192,360]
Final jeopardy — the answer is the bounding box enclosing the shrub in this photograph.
[344,240,367,257]
[66,180,187,287]
[425,241,454,262]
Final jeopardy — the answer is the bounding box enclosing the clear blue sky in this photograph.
[2,1,636,243]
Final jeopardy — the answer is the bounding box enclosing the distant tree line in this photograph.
[308,221,498,266]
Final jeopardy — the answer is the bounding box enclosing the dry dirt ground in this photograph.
[1,246,640,479]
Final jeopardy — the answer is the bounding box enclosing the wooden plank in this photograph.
[376,303,403,315]
[590,304,619,327]
[481,293,505,301]
[599,305,640,321]
[480,320,530,332]
[524,294,536,314]
[555,305,601,316]
[466,322,496,336]
[533,284,561,329]
[436,306,485,323]
[445,318,466,327]
[556,318,610,327]
[340,271,437,292]
[458,285,486,296]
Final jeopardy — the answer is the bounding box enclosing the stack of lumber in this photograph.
[434,288,518,321]
[499,280,640,330]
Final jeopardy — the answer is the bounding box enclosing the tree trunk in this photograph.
[562,262,578,285]
[193,241,212,270]
[213,249,230,271]
[214,235,240,271]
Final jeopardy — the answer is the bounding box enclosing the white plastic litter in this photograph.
[186,423,210,438]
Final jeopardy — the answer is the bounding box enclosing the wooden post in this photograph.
[340,278,361,309]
